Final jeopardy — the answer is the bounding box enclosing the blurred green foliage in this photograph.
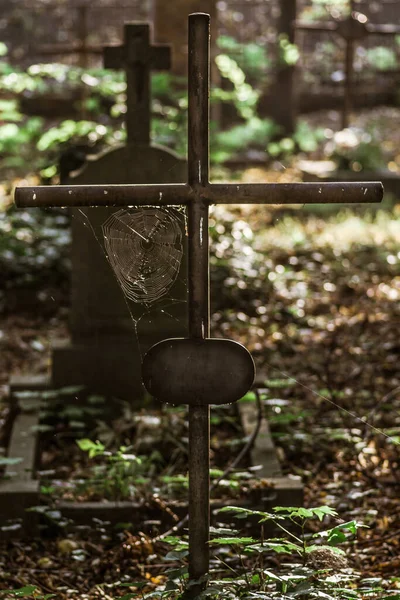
[366,46,398,72]
[217,35,271,83]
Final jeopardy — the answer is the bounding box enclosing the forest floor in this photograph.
[0,195,400,597]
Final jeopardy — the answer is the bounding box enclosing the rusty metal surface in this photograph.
[142,338,255,406]
[15,181,384,208]
[187,14,211,594]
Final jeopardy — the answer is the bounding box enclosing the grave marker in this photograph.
[296,1,400,128]
[51,22,187,401]
[16,12,383,597]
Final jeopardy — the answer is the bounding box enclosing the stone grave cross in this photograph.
[16,12,383,597]
[104,23,171,145]
[296,1,400,129]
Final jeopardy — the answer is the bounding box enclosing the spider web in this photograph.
[102,207,184,306]
[74,205,188,359]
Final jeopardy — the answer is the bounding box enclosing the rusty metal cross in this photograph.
[104,23,171,145]
[296,1,400,129]
[16,12,383,596]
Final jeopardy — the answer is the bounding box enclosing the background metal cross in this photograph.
[296,1,400,129]
[15,12,383,596]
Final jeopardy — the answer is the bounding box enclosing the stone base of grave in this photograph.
[54,402,303,531]
[51,337,149,402]
[0,377,45,538]
[57,476,303,530]
[238,402,303,505]
[1,379,303,537]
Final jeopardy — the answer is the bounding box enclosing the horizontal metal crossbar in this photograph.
[15,181,383,208]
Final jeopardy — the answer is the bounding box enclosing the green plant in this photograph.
[205,505,361,598]
[76,438,156,500]
[139,505,400,599]
[366,46,398,72]
[267,120,325,159]
[215,53,259,121]
[278,34,300,67]
[212,117,279,163]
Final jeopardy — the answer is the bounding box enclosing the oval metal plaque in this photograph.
[142,338,255,406]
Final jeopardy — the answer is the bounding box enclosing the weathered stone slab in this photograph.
[0,404,40,537]
[57,478,303,529]
[9,374,51,392]
[52,144,187,400]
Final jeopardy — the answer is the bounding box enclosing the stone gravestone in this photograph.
[52,23,187,401]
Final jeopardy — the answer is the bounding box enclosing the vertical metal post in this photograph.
[187,12,210,594]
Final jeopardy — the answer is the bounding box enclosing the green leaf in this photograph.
[76,438,105,458]
[165,566,188,579]
[311,506,338,521]
[246,540,302,554]
[263,570,282,581]
[1,586,38,597]
[209,526,239,536]
[87,395,106,405]
[239,391,257,402]
[0,456,23,466]
[208,536,255,545]
[163,536,189,549]
[58,385,85,395]
[216,505,276,521]
[274,505,337,521]
[164,549,189,560]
